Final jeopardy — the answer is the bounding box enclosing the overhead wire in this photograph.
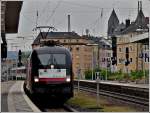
[45,0,63,25]
[39,0,51,25]
[60,0,142,10]
[17,0,149,39]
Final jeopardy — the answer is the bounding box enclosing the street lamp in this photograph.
[86,43,98,80]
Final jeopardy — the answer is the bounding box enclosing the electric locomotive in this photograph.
[24,41,73,101]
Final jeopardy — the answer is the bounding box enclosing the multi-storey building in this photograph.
[83,35,113,73]
[115,1,149,73]
[107,1,149,73]
[117,33,149,72]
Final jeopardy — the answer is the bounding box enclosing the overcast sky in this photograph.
[6,0,150,51]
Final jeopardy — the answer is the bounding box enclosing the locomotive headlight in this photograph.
[66,76,71,82]
[34,77,39,82]
[51,65,54,69]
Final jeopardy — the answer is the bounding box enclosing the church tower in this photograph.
[107,9,119,37]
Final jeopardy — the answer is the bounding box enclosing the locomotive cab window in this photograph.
[38,53,66,66]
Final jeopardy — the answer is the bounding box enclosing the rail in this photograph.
[74,80,149,107]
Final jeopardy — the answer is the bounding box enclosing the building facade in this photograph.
[116,1,149,72]
[117,33,149,73]
[99,48,112,69]
[108,1,149,73]
[83,36,112,70]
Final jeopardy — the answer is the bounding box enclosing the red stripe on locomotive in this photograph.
[39,78,66,82]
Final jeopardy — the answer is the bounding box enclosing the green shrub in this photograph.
[85,69,92,80]
[137,70,144,79]
[145,70,149,79]
[130,71,137,81]
[85,68,103,80]
[130,70,145,80]
[107,70,125,81]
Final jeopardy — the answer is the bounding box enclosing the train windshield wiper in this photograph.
[46,54,52,66]
[53,55,60,69]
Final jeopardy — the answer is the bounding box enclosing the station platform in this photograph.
[77,79,149,89]
[1,80,41,112]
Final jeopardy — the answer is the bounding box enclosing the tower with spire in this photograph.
[107,9,119,37]
[135,1,147,28]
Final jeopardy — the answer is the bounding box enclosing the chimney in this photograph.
[85,29,89,36]
[140,1,142,10]
[125,19,130,28]
[68,15,71,32]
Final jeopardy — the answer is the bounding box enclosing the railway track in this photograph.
[74,80,149,107]
[44,104,76,112]
[24,85,77,112]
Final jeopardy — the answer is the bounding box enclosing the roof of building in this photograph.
[32,31,81,45]
[84,36,112,49]
[114,22,126,35]
[115,1,148,35]
[108,1,149,36]
[120,9,148,34]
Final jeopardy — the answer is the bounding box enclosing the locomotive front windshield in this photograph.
[31,50,71,76]
[38,54,66,66]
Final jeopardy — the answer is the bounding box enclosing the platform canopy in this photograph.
[5,1,23,33]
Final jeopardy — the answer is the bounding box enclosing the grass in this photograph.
[67,90,138,112]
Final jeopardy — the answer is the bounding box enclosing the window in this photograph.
[103,58,105,62]
[119,59,121,63]
[53,54,66,65]
[145,57,146,62]
[145,53,149,62]
[119,48,122,52]
[38,53,66,65]
[64,40,66,42]
[130,58,132,62]
[76,39,79,42]
[130,46,132,51]
[107,53,109,57]
[70,47,72,51]
[76,47,79,51]
[126,47,129,53]
[37,54,52,65]
[145,45,149,50]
